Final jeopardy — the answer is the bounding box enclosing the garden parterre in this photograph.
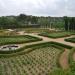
[0,35,42,45]
[0,43,63,75]
[39,32,75,38]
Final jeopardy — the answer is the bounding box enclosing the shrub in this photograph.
[65,38,75,43]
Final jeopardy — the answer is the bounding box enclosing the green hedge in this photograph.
[69,48,75,73]
[50,42,73,49]
[0,42,72,55]
[0,39,42,45]
[49,68,72,75]
[0,42,65,57]
[0,35,42,45]
[39,32,75,38]
[65,38,75,43]
[39,34,71,38]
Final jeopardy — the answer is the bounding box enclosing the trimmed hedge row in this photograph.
[0,35,38,38]
[69,48,75,73]
[50,42,73,49]
[0,35,42,45]
[49,68,73,75]
[0,42,69,57]
[0,41,73,55]
[0,42,63,54]
[65,38,75,43]
[39,33,71,39]
[39,32,75,38]
[38,32,75,38]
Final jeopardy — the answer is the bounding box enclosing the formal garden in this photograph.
[0,42,67,75]
[0,15,75,75]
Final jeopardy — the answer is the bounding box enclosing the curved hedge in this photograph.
[0,42,65,58]
[65,38,75,43]
[0,35,42,45]
[39,33,70,39]
[39,32,75,38]
[69,48,75,73]
[50,42,73,49]
[0,41,73,55]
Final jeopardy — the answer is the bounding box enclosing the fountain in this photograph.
[0,45,19,51]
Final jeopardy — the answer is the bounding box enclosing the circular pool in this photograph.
[0,45,19,51]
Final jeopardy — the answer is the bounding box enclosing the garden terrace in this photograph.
[0,35,42,45]
[39,31,75,38]
[0,42,64,75]
[65,37,75,43]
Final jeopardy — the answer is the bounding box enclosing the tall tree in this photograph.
[17,14,27,24]
[63,16,69,31]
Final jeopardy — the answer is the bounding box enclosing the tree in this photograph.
[69,17,75,31]
[63,16,69,31]
[17,14,27,23]
[31,16,38,24]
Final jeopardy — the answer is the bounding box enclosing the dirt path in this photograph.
[59,49,70,70]
[10,31,75,47]
[26,33,75,47]
[73,52,75,61]
[16,32,75,52]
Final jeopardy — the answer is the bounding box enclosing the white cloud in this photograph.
[0,0,75,16]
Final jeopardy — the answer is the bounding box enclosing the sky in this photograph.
[0,0,75,17]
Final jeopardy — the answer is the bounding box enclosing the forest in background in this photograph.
[0,14,75,31]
